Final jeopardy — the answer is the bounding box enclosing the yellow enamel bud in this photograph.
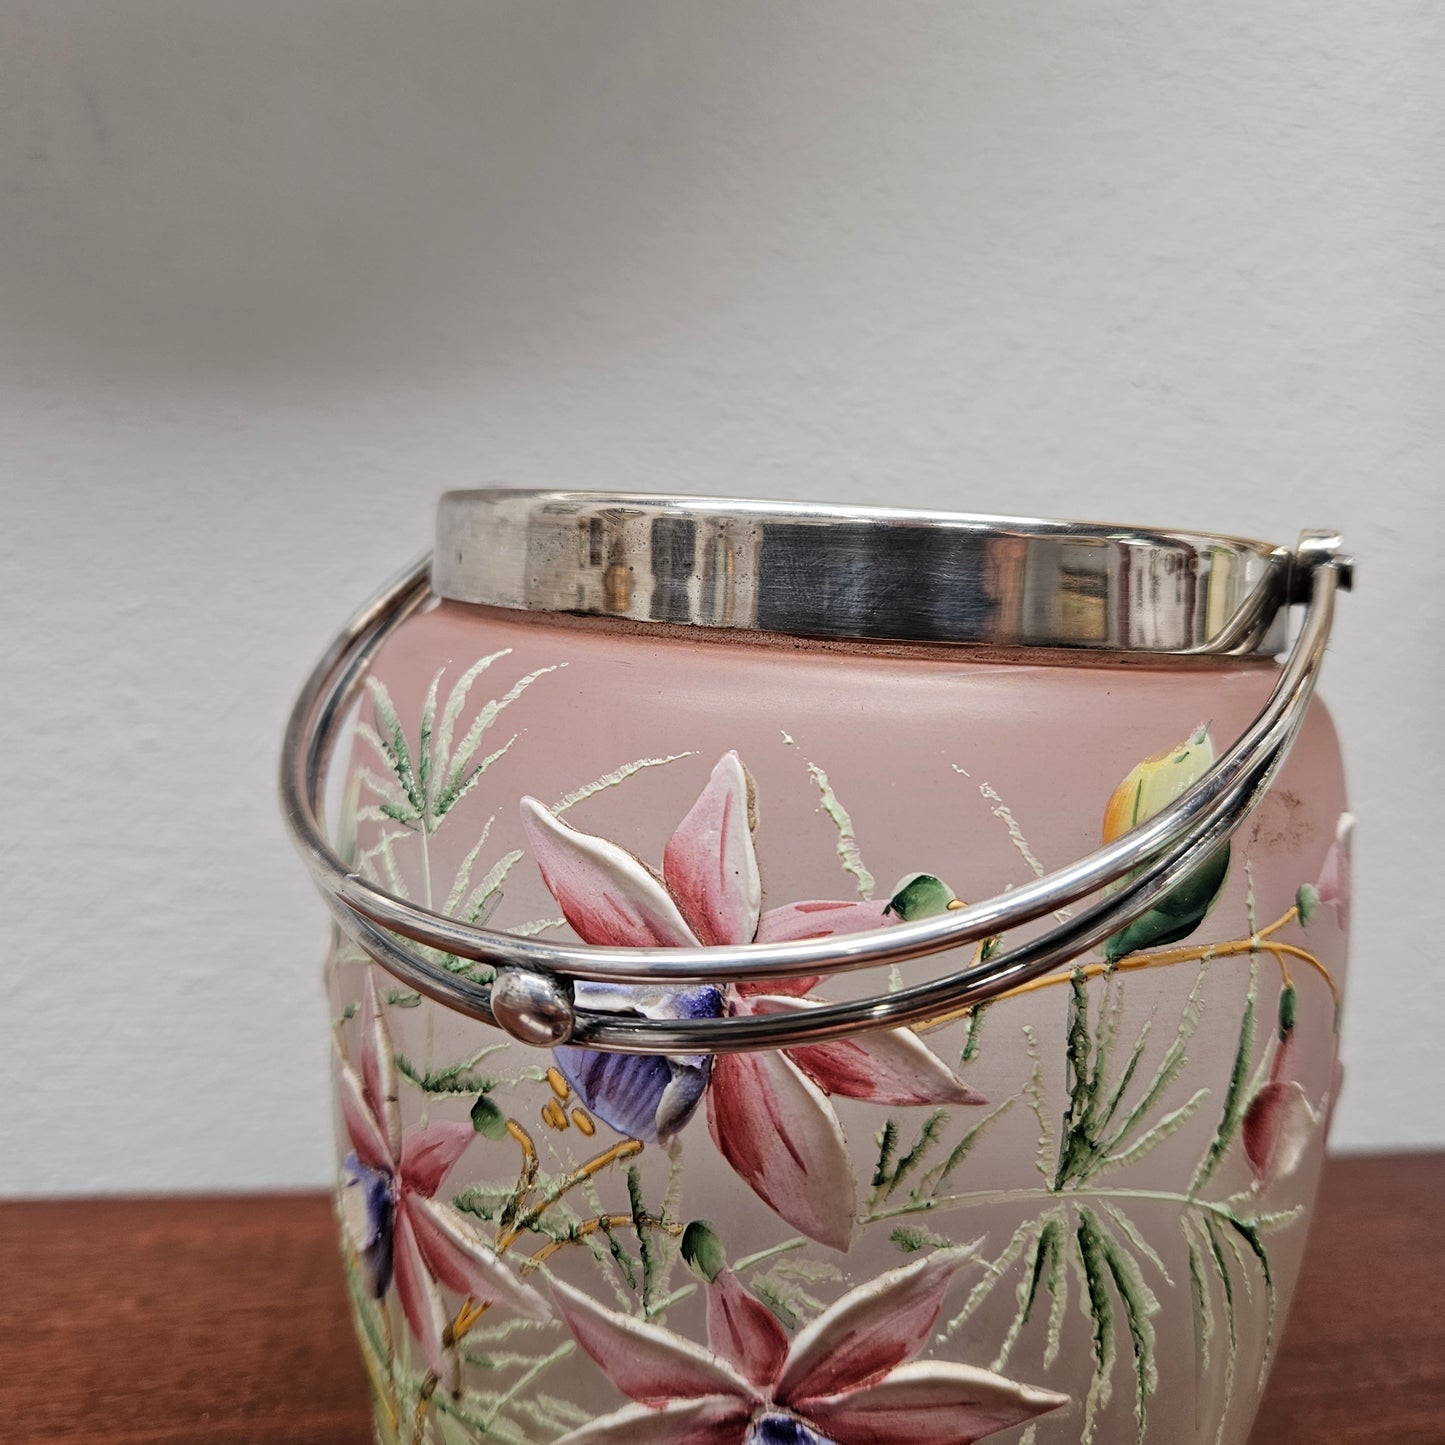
[1103,724,1215,843]
[1101,723,1231,961]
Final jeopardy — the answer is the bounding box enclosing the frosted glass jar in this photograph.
[284,494,1351,1445]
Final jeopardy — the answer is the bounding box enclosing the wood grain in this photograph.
[2,1155,1441,1444]
[0,1192,368,1444]
[1248,1152,1445,1443]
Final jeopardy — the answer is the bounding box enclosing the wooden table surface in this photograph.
[3,1153,1441,1444]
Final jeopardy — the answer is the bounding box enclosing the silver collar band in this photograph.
[434,490,1302,657]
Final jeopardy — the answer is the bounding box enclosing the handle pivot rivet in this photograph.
[491,968,575,1046]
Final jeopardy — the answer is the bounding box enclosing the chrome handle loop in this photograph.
[281,537,1350,1053]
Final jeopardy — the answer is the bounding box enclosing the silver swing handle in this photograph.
[281,532,1351,1055]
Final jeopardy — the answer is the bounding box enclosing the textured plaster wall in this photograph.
[2,2,1441,1194]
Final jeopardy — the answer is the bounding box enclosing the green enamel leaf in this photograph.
[941,1218,1041,1344]
[1075,1212,1118,1445]
[886,872,957,920]
[1104,841,1231,962]
[1100,967,1206,1162]
[398,1047,503,1097]
[1043,1217,1070,1369]
[1054,972,1103,1189]
[1191,982,1257,1193]
[961,1002,990,1063]
[1201,1216,1241,1445]
[1277,982,1297,1039]
[1228,1215,1279,1382]
[598,1217,640,1291]
[1092,1213,1160,1443]
[416,667,443,814]
[876,1109,949,1201]
[750,1278,801,1331]
[921,1097,1015,1197]
[434,735,520,823]
[433,650,510,786]
[470,1094,508,1139]
[680,1220,727,1282]
[1295,883,1319,927]
[1027,1217,1062,1326]
[626,1166,661,1310]
[435,665,560,819]
[889,1224,954,1253]
[1186,1228,1214,1377]
[460,849,525,925]
[1094,1020,1150,1145]
[871,1119,899,1192]
[365,677,422,814]
[1100,1088,1210,1174]
[992,1225,1051,1371]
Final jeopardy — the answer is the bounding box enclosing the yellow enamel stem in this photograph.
[503,1119,540,1219]
[521,1213,685,1273]
[451,1298,493,1338]
[991,906,1337,1006]
[495,1139,644,1252]
[411,1373,438,1445]
[1268,946,1295,991]
[1254,905,1301,942]
[408,1297,492,1444]
[341,1241,399,1431]
[946,898,998,967]
[506,1119,539,1175]
[523,1214,633,1271]
[358,1336,399,1434]
[1265,942,1340,1003]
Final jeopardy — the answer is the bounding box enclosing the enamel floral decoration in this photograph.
[337,973,549,1393]
[520,751,983,1249]
[548,1249,1067,1445]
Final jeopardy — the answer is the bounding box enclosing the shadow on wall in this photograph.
[0,2,785,382]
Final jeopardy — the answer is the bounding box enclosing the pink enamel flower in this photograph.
[547,1248,1068,1445]
[1241,1031,1324,1189]
[336,973,548,1391]
[520,752,984,1251]
[1315,812,1354,933]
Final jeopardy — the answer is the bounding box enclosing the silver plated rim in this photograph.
[280,527,1350,1053]
[434,490,1300,656]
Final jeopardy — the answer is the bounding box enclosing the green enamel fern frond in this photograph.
[355,655,563,836]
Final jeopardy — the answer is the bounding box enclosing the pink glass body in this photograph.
[328,600,1348,1445]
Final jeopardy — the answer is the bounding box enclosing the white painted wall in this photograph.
[2,2,1441,1195]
